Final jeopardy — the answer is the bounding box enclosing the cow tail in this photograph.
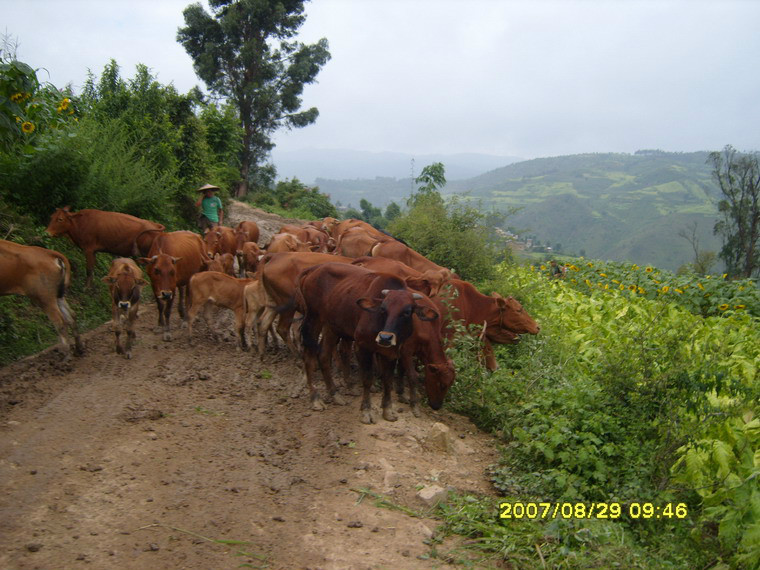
[54,257,76,326]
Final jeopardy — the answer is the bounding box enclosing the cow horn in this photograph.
[381,289,390,297]
[412,293,423,300]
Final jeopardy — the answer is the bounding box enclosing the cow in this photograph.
[370,239,452,275]
[203,252,236,276]
[257,252,353,356]
[295,262,450,424]
[203,226,237,258]
[45,207,164,287]
[266,233,318,254]
[276,224,333,253]
[239,242,263,277]
[139,231,209,341]
[186,271,257,349]
[434,279,540,370]
[329,218,386,241]
[234,221,260,275]
[0,240,83,358]
[101,258,146,359]
[351,256,453,297]
[335,227,390,258]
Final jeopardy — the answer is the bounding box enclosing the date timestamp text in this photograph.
[499,501,688,520]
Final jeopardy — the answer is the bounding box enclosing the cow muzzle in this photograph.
[118,301,131,311]
[159,290,174,301]
[375,331,397,347]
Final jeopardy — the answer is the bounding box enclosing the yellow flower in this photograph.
[638,287,646,294]
[722,273,727,279]
[697,283,705,290]
[632,264,639,270]
[21,121,35,133]
[739,286,745,291]
[661,286,670,293]
[734,304,746,310]
[675,288,683,294]
[645,267,653,273]
[10,92,25,102]
[584,279,592,287]
[618,284,625,290]
[530,265,535,271]
[652,279,661,284]
[718,304,729,311]
[612,279,620,284]
[628,284,637,291]
[600,273,607,277]
[59,97,70,110]
[587,262,594,267]
[540,265,546,270]
[570,278,577,283]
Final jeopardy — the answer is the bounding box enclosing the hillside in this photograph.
[444,150,722,270]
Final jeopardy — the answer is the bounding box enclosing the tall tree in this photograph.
[178,0,330,197]
[710,145,760,278]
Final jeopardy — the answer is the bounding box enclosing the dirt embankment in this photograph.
[0,202,501,570]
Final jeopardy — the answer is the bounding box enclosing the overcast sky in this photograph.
[4,0,759,160]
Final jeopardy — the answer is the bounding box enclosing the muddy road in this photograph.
[0,203,500,570]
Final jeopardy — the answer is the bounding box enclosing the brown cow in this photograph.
[45,207,165,286]
[258,252,353,356]
[371,239,451,274]
[330,218,386,241]
[139,231,209,341]
[234,221,260,275]
[101,258,146,359]
[351,256,453,297]
[203,226,237,258]
[277,224,333,253]
[266,233,317,254]
[186,271,257,349]
[435,279,540,370]
[0,240,83,357]
[203,252,236,276]
[335,227,389,257]
[239,242,263,276]
[295,263,448,423]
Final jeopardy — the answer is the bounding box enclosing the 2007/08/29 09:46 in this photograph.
[499,501,688,520]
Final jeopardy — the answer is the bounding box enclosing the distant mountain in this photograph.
[271,148,521,186]
[444,150,722,271]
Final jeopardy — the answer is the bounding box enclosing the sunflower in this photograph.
[21,121,35,133]
[697,283,705,290]
[661,286,670,293]
[11,92,25,102]
[587,262,594,267]
[645,267,653,273]
[735,304,746,310]
[628,284,637,291]
[718,304,729,311]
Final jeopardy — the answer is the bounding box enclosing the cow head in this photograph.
[102,269,146,311]
[139,254,182,300]
[423,359,456,410]
[488,293,540,342]
[45,206,77,237]
[203,228,223,257]
[234,228,251,254]
[357,290,438,348]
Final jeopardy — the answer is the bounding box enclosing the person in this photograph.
[195,184,223,231]
[549,259,566,279]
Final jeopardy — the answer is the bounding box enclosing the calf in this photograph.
[266,233,317,253]
[234,221,260,275]
[203,226,237,258]
[186,271,257,349]
[102,258,146,359]
[203,252,236,275]
[295,263,445,424]
[239,242,263,277]
[0,240,83,357]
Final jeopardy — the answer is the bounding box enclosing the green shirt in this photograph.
[201,196,222,222]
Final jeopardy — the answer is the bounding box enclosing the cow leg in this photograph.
[300,314,325,411]
[257,307,278,359]
[177,286,187,321]
[60,298,84,356]
[378,357,398,422]
[186,298,203,346]
[124,306,139,359]
[111,306,124,355]
[482,337,499,371]
[318,330,345,405]
[356,348,376,424]
[245,304,263,355]
[234,307,247,351]
[276,309,298,354]
[338,339,360,396]
[162,296,175,341]
[400,354,421,417]
[394,359,410,404]
[84,250,97,288]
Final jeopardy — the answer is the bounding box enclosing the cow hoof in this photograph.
[331,393,347,406]
[311,399,326,412]
[125,352,132,360]
[361,410,375,424]
[163,333,172,342]
[411,405,421,418]
[397,393,410,404]
[383,408,398,422]
[347,386,362,397]
[116,345,124,355]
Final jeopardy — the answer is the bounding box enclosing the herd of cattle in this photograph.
[0,207,539,423]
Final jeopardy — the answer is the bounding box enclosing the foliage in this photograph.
[534,258,760,318]
[178,0,331,196]
[442,262,759,569]
[710,145,760,279]
[247,178,336,220]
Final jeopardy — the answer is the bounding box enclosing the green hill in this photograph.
[445,150,722,271]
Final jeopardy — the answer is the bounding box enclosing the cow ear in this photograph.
[414,305,439,321]
[357,297,382,312]
[136,278,148,286]
[405,277,432,296]
[137,257,152,266]
[62,205,71,212]
[171,257,182,264]
[309,244,321,252]
[101,276,116,284]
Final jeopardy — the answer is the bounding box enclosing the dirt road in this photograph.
[0,203,500,570]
